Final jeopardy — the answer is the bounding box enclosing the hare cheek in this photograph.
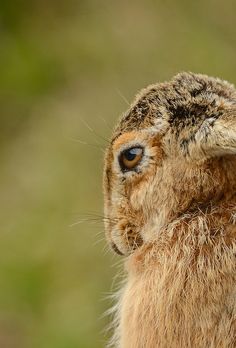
[130,184,149,210]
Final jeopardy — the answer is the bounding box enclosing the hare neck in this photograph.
[118,201,236,348]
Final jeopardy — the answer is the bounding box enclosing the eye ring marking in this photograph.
[119,146,144,171]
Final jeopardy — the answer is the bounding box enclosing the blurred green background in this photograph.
[0,0,236,347]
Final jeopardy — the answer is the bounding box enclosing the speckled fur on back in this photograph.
[103,72,236,347]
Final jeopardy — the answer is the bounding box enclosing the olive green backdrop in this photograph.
[1,1,236,347]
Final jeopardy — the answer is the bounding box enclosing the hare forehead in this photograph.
[111,73,236,143]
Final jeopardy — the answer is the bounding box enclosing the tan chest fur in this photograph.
[119,210,236,348]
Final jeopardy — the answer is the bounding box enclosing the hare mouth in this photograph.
[110,223,144,255]
[111,242,124,256]
[111,235,143,256]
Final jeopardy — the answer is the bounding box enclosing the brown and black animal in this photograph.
[103,72,236,347]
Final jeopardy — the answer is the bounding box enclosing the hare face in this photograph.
[104,130,166,255]
[104,72,236,256]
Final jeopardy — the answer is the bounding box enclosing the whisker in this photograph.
[99,116,114,132]
[78,212,119,222]
[115,88,130,106]
[69,218,104,228]
[102,244,112,256]
[110,257,125,270]
[70,220,99,228]
[94,229,105,237]
[83,211,118,219]
[93,235,106,247]
[79,117,110,144]
[66,136,105,153]
[70,213,119,228]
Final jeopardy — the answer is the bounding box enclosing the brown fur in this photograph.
[103,72,236,347]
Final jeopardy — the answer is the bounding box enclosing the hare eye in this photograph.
[119,147,143,171]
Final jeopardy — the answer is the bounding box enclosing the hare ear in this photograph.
[195,112,236,158]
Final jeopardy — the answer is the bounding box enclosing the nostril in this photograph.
[111,242,124,256]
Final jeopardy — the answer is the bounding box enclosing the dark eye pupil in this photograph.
[124,148,138,161]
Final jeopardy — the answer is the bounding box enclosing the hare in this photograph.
[103,72,236,348]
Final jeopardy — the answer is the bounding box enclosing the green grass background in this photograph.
[1,0,236,347]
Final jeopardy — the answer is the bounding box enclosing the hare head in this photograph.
[103,72,236,256]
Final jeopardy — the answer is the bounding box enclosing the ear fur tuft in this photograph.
[196,110,236,158]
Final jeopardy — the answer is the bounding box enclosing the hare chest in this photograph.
[118,241,236,348]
